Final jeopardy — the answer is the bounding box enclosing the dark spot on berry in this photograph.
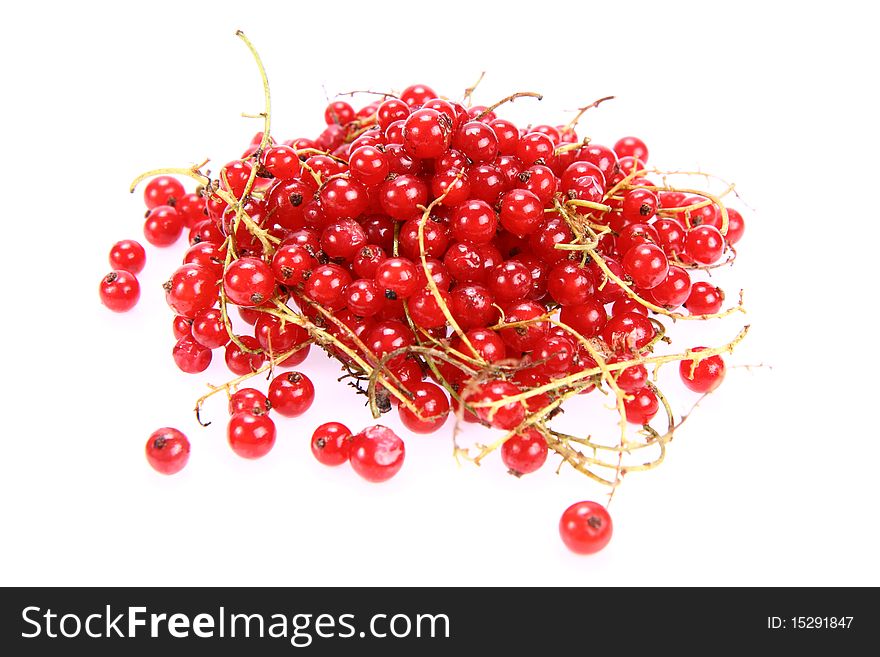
[587,515,603,530]
[317,253,330,265]
[289,193,303,207]
[384,289,397,300]
[251,293,264,304]
[387,172,399,181]
[639,203,651,216]
[518,170,532,184]
[302,270,312,280]
[280,265,294,280]
[515,326,528,336]
[375,144,387,153]
[316,438,326,449]
[162,280,172,292]
[153,436,167,450]
[105,272,118,284]
[535,158,546,166]
[167,196,178,207]
[287,372,302,383]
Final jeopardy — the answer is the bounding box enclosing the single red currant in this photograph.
[685,282,724,315]
[143,205,184,247]
[99,270,140,312]
[349,425,405,482]
[613,136,649,162]
[268,371,315,417]
[623,386,659,424]
[501,428,548,476]
[229,388,271,416]
[679,348,726,393]
[398,381,450,434]
[685,225,725,265]
[228,412,276,459]
[225,336,266,375]
[172,335,212,373]
[145,428,190,475]
[144,176,185,210]
[311,422,352,466]
[108,239,146,274]
[559,501,613,554]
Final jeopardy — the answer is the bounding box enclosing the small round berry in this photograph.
[108,239,146,274]
[145,428,190,475]
[144,176,185,210]
[324,100,355,125]
[172,335,212,373]
[613,136,649,162]
[559,501,613,554]
[685,282,724,315]
[99,270,140,312]
[623,386,659,424]
[464,380,526,430]
[261,144,301,179]
[321,219,368,260]
[602,312,655,354]
[229,388,271,416]
[268,371,315,417]
[375,257,420,299]
[499,189,543,237]
[547,262,594,306]
[227,412,276,459]
[451,199,498,244]
[303,264,352,310]
[225,336,266,375]
[400,84,437,107]
[349,425,405,482]
[223,257,275,307]
[559,299,607,339]
[679,348,726,393]
[622,243,669,290]
[398,381,450,434]
[191,308,228,349]
[724,207,746,245]
[311,422,352,466]
[403,108,453,159]
[487,260,532,303]
[501,428,548,476]
[143,205,184,247]
[685,225,725,265]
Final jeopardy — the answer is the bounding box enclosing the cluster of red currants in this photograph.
[101,81,743,554]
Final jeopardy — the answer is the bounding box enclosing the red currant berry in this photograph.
[224,336,266,375]
[611,298,649,317]
[267,371,315,417]
[321,219,367,261]
[311,422,352,466]
[398,217,450,260]
[724,207,746,245]
[377,98,410,129]
[622,243,669,290]
[528,218,575,265]
[501,428,548,476]
[228,412,276,459]
[172,315,193,340]
[145,428,190,475]
[365,320,414,368]
[400,84,437,107]
[451,199,498,244]
[467,163,506,204]
[489,118,520,155]
[650,266,692,308]
[431,168,471,206]
[559,299,607,338]
[398,381,450,434]
[403,108,453,159]
[379,175,429,220]
[349,145,390,187]
[685,282,724,315]
[516,131,555,166]
[680,348,726,393]
[229,388,271,416]
[261,145,301,180]
[191,308,228,349]
[487,260,532,303]
[450,283,498,330]
[499,189,543,237]
[685,225,725,265]
[254,312,309,356]
[533,334,577,375]
[108,239,146,274]
[408,288,452,329]
[144,176,185,210]
[319,178,369,222]
[608,356,648,393]
[172,335,212,373]
[602,311,655,354]
[223,257,275,307]
[375,257,420,299]
[349,425,405,482]
[324,100,355,125]
[175,192,206,228]
[559,501,613,554]
[623,386,659,424]
[143,205,184,247]
[464,380,525,429]
[613,136,649,162]
[99,270,140,312]
[547,262,595,306]
[345,278,384,317]
[519,164,557,204]
[621,188,659,222]
[303,264,352,310]
[453,121,500,163]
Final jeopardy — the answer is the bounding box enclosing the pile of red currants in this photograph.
[101,37,747,554]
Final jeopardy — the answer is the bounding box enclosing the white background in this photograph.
[1,0,878,587]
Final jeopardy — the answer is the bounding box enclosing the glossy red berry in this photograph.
[622,243,669,290]
[303,264,352,310]
[379,175,429,219]
[453,120,499,163]
[685,225,725,265]
[311,422,352,466]
[145,428,190,475]
[143,205,184,247]
[268,371,315,417]
[516,132,555,166]
[464,380,526,430]
[679,348,726,393]
[400,84,437,107]
[403,108,453,159]
[685,282,724,315]
[349,145,390,187]
[450,284,498,330]
[99,270,140,312]
[650,266,692,308]
[108,239,146,274]
[498,300,549,352]
[613,136,649,162]
[547,262,594,306]
[190,308,228,349]
[324,100,355,125]
[228,412,276,459]
[321,219,367,261]
[144,176,185,210]
[229,388,271,416]
[349,425,405,482]
[398,381,450,434]
[501,428,548,476]
[602,311,655,354]
[559,501,613,554]
[487,260,532,303]
[225,335,266,375]
[261,144,301,179]
[499,189,543,236]
[450,199,497,244]
[623,386,659,424]
[375,257,420,299]
[319,178,369,222]
[365,320,414,368]
[377,98,410,129]
[223,257,274,307]
[408,288,452,328]
[621,188,658,222]
[533,334,576,375]
[559,299,606,338]
[172,335,212,373]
